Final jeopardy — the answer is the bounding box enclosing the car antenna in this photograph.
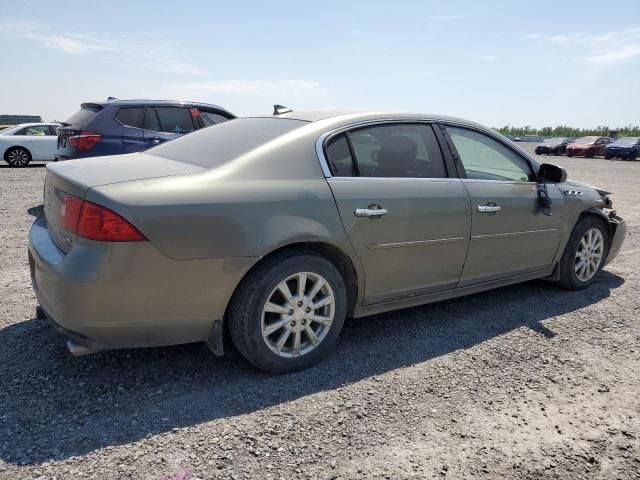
[273,104,293,115]
[107,96,119,101]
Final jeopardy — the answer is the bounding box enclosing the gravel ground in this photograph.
[1,148,639,480]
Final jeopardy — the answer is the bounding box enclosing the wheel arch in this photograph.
[209,240,362,356]
[577,207,613,237]
[3,144,32,161]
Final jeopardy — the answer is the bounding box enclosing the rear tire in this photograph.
[5,147,32,167]
[227,249,347,373]
[628,151,637,161]
[557,216,609,290]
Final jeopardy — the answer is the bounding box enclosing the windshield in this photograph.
[149,117,307,168]
[543,137,565,143]
[614,137,639,145]
[574,137,597,144]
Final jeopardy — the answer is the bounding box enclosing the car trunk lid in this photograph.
[44,153,205,252]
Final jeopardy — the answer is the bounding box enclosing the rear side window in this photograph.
[155,107,195,134]
[347,123,447,178]
[115,107,145,129]
[47,126,58,135]
[145,108,161,131]
[199,110,231,127]
[325,135,356,176]
[64,106,101,127]
[149,117,305,168]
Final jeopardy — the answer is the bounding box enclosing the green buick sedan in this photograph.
[29,110,626,372]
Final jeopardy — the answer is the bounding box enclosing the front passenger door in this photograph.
[442,125,564,285]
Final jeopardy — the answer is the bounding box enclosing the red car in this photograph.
[566,136,611,158]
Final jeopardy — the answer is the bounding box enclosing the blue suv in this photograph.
[55,99,235,160]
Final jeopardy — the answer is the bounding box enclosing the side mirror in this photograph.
[538,163,567,183]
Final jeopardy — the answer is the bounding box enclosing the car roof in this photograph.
[257,109,489,127]
[84,99,233,113]
[5,122,60,128]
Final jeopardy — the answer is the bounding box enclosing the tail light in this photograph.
[68,131,102,150]
[60,195,146,242]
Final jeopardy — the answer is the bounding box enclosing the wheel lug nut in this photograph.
[305,307,311,313]
[288,309,294,315]
[301,319,306,325]
[297,301,303,307]
[290,321,296,326]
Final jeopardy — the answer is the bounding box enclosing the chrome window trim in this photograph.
[461,178,538,185]
[315,118,440,179]
[438,120,540,175]
[328,176,464,183]
[315,116,540,181]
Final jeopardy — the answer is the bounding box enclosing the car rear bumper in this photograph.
[29,214,254,351]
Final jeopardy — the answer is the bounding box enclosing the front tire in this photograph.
[557,216,609,290]
[5,147,32,167]
[628,151,637,161]
[227,250,347,373]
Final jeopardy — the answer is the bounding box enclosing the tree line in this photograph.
[495,125,640,137]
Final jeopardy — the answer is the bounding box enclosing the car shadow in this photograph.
[0,163,47,169]
[0,271,624,465]
[27,204,44,217]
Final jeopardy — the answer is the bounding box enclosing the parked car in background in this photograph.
[565,136,611,158]
[604,137,640,161]
[535,137,574,156]
[1,123,61,167]
[55,99,235,160]
[29,111,626,373]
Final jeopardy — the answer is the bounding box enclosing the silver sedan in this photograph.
[29,111,626,372]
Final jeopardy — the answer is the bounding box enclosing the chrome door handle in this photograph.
[478,205,502,213]
[354,207,388,217]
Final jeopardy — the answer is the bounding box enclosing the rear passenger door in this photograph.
[324,122,471,304]
[114,107,146,153]
[142,106,196,148]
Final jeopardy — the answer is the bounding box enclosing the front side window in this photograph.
[155,107,195,134]
[346,123,447,178]
[445,126,533,182]
[115,107,145,129]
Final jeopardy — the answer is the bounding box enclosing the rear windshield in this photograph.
[149,117,307,168]
[64,106,101,127]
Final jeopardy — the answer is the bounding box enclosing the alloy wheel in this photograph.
[261,272,335,358]
[574,228,604,282]
[8,149,30,167]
